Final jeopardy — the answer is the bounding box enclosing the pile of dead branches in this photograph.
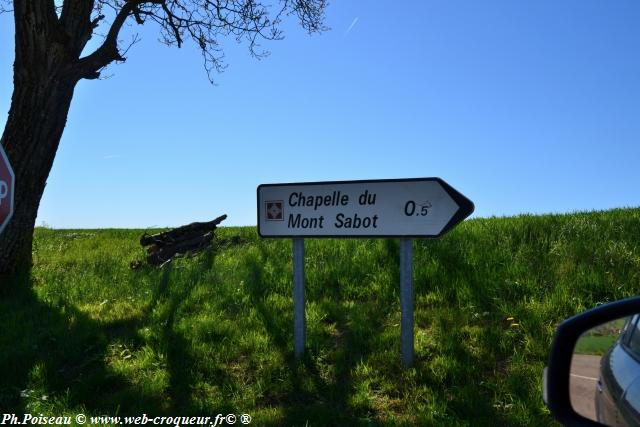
[139,214,227,266]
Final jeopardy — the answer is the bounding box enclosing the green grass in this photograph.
[1,208,639,426]
[573,335,618,356]
[574,318,626,356]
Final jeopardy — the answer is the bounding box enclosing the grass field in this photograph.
[1,208,639,426]
[574,318,626,356]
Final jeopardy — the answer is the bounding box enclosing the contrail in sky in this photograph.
[345,17,359,36]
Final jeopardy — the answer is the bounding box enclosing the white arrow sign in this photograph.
[257,177,474,238]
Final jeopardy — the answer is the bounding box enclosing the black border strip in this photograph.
[256,177,474,239]
[434,177,475,237]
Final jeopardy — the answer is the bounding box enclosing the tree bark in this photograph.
[0,79,77,277]
[0,2,79,278]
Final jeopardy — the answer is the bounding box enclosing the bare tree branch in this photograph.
[0,0,12,15]
[67,0,326,82]
[72,0,159,79]
[161,2,183,47]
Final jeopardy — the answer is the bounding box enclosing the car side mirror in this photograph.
[545,296,640,426]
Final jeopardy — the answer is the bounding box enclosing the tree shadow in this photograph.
[0,247,232,415]
[412,238,543,425]
[160,252,231,413]
[0,268,166,412]
[241,244,393,426]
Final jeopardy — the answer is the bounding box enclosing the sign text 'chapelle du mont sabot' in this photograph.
[257,177,474,238]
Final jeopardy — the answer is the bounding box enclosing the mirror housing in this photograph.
[546,296,640,426]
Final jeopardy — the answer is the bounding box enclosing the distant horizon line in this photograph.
[33,206,639,230]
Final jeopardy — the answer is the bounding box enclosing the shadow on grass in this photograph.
[242,245,394,426]
[0,248,233,415]
[413,238,550,425]
[0,267,164,412]
[160,252,233,414]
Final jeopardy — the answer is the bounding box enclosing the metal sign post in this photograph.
[257,177,474,366]
[293,238,306,358]
[399,238,414,367]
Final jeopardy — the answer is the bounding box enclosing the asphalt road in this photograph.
[570,354,602,421]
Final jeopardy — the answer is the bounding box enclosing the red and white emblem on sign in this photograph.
[265,201,284,221]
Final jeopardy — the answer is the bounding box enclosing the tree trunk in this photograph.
[0,3,83,280]
[0,4,76,279]
[0,77,77,278]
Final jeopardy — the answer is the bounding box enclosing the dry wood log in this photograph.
[146,232,214,266]
[136,214,227,267]
[140,214,227,247]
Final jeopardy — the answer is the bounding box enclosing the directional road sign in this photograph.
[258,177,474,238]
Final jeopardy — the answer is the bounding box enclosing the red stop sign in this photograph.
[0,144,15,235]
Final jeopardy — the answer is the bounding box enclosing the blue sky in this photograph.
[1,1,639,228]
